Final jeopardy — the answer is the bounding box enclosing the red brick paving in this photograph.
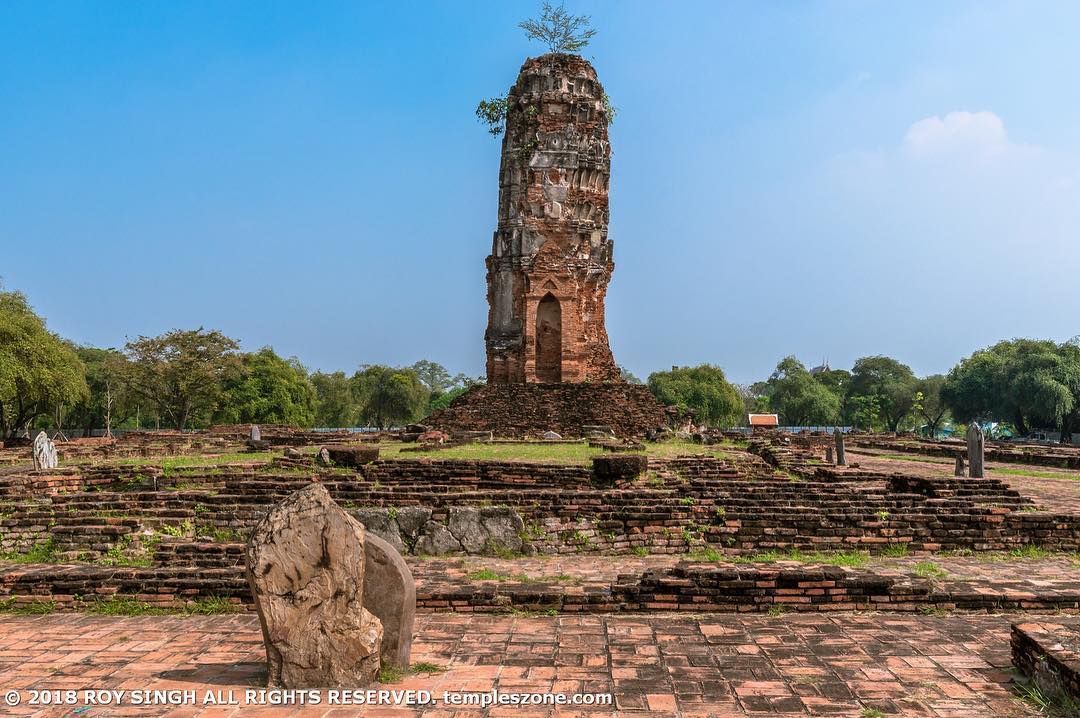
[0,613,1041,717]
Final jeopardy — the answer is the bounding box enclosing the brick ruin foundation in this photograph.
[2,432,1078,613]
[423,382,666,438]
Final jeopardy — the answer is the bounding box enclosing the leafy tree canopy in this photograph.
[0,289,88,438]
[352,365,430,430]
[311,371,358,428]
[847,356,918,431]
[942,338,1080,442]
[214,347,315,427]
[647,364,743,427]
[764,356,841,426]
[519,2,596,54]
[66,347,133,435]
[121,328,241,430]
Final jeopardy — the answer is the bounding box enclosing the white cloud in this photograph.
[902,110,1012,157]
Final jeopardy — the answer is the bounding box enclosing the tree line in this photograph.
[2,287,1077,442]
[0,288,474,438]
[636,345,1080,444]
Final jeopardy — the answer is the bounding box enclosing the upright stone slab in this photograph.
[834,430,846,467]
[32,431,58,470]
[954,454,966,477]
[246,483,383,688]
[825,446,834,463]
[966,423,985,478]
[250,425,261,442]
[362,533,415,670]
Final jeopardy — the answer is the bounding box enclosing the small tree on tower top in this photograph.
[519,2,596,54]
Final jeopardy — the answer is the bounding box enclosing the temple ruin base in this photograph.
[422,383,667,439]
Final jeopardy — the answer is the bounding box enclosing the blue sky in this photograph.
[2,1,1078,384]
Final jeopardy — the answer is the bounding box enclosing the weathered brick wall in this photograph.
[423,383,667,438]
[3,561,1078,615]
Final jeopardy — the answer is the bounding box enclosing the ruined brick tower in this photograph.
[485,54,620,384]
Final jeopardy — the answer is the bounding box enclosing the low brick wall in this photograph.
[1011,621,1080,701]
[3,561,1078,615]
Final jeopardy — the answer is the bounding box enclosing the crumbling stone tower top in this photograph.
[485,53,620,384]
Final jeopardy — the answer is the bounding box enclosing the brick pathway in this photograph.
[0,613,1040,717]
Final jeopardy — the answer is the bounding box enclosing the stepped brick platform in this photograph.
[1011,620,1080,702]
[845,448,1080,513]
[4,555,1078,615]
[0,612,1040,716]
[423,383,668,438]
[2,452,1078,563]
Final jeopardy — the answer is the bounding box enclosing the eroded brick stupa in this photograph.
[424,54,666,438]
[485,54,619,384]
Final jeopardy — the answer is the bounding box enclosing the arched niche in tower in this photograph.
[535,293,562,383]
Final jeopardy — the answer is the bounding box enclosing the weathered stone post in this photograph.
[966,423,985,478]
[825,446,834,464]
[954,453,966,477]
[834,430,846,467]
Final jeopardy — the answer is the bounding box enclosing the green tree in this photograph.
[943,338,1080,442]
[213,348,315,427]
[430,385,468,412]
[646,364,743,427]
[914,374,949,437]
[311,371,359,428]
[847,356,919,431]
[121,328,241,430]
[519,2,596,54]
[763,357,841,426]
[352,365,429,430]
[66,347,133,436]
[0,289,89,438]
[619,366,643,385]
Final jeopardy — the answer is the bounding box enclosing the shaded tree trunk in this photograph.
[1013,411,1028,438]
[1060,414,1075,445]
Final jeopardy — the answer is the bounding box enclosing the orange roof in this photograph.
[748,414,779,427]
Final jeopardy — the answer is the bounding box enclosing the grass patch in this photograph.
[0,598,57,615]
[1,538,58,564]
[913,562,948,579]
[378,666,406,683]
[731,548,870,567]
[878,453,950,465]
[882,544,910,558]
[917,605,951,616]
[860,709,885,718]
[991,467,1080,482]
[687,547,724,562]
[1014,677,1080,717]
[79,595,243,616]
[1009,544,1053,560]
[410,662,444,674]
[113,453,271,471]
[467,568,509,581]
[376,438,743,465]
